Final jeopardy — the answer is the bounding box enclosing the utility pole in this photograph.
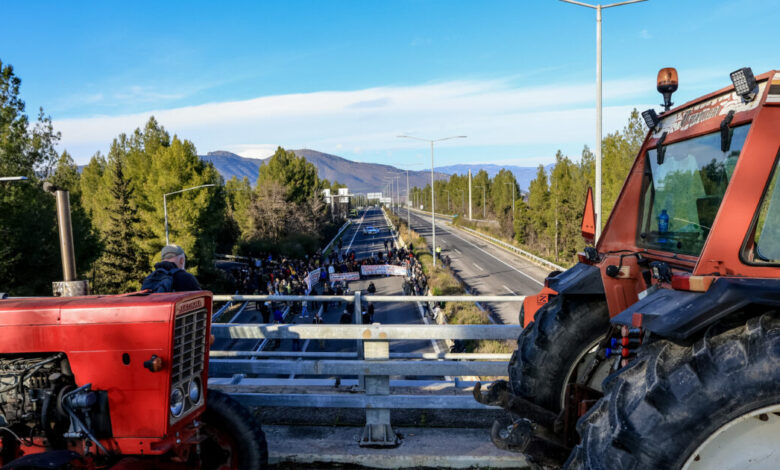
[406,169,410,223]
[560,0,647,243]
[468,169,472,220]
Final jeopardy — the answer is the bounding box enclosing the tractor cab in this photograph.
[484,67,780,469]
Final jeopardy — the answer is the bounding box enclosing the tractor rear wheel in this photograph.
[509,295,610,412]
[198,389,268,470]
[565,312,780,470]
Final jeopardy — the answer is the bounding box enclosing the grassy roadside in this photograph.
[451,215,575,269]
[385,208,512,354]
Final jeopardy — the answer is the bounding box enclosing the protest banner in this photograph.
[330,272,360,282]
[360,264,409,277]
[304,268,322,292]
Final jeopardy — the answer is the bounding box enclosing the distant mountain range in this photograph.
[200,149,549,193]
[434,163,554,192]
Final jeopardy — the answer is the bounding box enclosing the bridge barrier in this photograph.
[209,293,525,447]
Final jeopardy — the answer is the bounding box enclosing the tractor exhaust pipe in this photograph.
[43,182,89,297]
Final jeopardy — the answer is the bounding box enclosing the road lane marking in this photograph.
[345,211,366,252]
[503,285,517,295]
[408,211,544,287]
[473,263,485,271]
[454,248,462,255]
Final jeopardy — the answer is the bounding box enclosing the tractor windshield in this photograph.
[637,124,750,256]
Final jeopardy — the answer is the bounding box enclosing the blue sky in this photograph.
[3,0,779,167]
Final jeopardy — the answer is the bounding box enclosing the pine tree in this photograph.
[94,159,145,294]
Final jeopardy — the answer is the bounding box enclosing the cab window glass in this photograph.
[637,125,749,256]
[750,157,780,262]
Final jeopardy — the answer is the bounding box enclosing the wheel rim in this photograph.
[682,403,780,470]
[559,337,605,409]
[199,421,239,470]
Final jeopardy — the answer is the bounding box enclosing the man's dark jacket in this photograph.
[153,261,201,292]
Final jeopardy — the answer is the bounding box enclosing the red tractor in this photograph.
[0,186,267,469]
[478,67,780,469]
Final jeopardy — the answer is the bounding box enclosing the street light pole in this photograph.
[164,184,215,244]
[406,169,410,223]
[398,134,466,267]
[560,0,647,243]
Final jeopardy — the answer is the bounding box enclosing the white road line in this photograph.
[345,212,366,252]
[503,285,516,295]
[454,248,462,255]
[473,263,485,271]
[410,211,543,287]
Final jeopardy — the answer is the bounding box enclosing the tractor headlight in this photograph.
[188,377,201,404]
[170,388,185,417]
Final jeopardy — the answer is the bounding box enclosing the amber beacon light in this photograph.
[657,67,678,111]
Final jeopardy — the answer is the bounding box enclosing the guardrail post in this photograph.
[359,325,398,447]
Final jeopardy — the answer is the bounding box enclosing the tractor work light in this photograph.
[642,109,660,130]
[730,67,757,102]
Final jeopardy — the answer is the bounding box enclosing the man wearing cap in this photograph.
[143,244,201,292]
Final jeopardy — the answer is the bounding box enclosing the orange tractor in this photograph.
[0,185,267,469]
[477,67,780,469]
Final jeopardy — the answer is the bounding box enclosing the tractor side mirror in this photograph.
[581,187,596,245]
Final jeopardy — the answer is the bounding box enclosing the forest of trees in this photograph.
[0,61,335,296]
[409,110,646,264]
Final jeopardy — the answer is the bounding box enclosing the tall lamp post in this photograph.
[560,0,647,242]
[503,182,516,221]
[164,184,215,244]
[397,135,466,267]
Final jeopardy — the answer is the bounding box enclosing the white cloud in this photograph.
[55,76,652,164]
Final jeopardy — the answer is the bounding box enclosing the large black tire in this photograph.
[565,312,780,469]
[509,295,610,412]
[199,389,268,470]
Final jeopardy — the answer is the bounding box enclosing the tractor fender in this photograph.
[546,263,605,296]
[610,277,780,340]
[522,263,605,326]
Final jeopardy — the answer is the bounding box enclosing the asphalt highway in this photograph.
[213,207,440,379]
[392,207,548,324]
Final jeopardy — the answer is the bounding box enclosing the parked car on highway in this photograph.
[363,226,379,235]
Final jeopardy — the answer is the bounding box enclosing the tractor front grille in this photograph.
[170,307,207,423]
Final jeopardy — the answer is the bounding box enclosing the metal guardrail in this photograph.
[212,294,526,303]
[455,224,565,272]
[209,293,525,447]
[406,207,456,219]
[322,219,351,254]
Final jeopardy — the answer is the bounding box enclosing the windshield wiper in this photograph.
[656,132,668,165]
[720,110,735,152]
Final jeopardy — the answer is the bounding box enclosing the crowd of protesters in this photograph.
[218,230,431,344]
